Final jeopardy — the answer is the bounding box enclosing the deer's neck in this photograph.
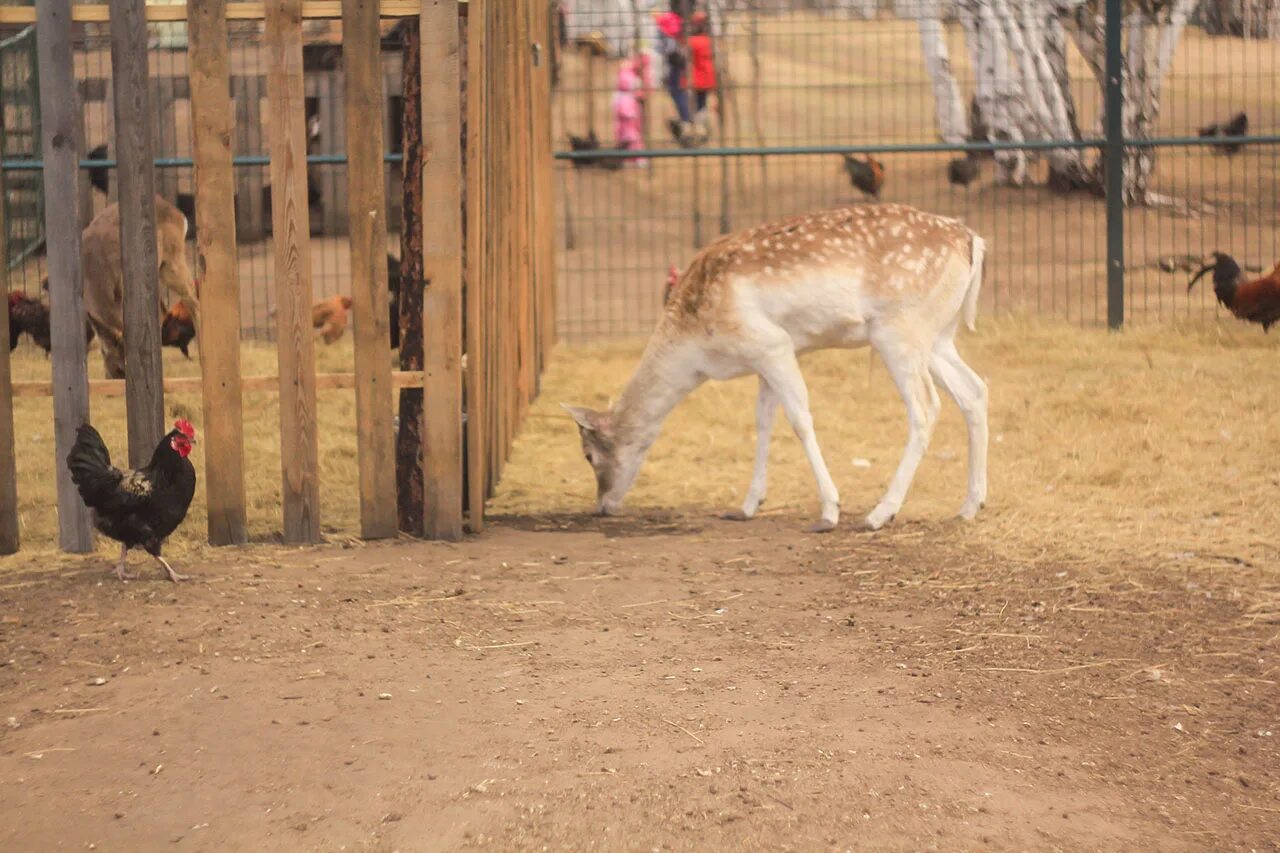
[612,339,703,453]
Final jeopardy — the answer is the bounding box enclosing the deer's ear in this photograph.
[561,404,599,432]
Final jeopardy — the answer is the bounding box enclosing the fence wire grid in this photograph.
[554,0,1280,342]
[3,1,1280,347]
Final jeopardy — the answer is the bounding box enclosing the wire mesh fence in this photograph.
[2,10,407,342]
[4,1,1279,346]
[553,0,1280,342]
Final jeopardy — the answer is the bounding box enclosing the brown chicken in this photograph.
[842,154,885,199]
[313,295,354,344]
[1187,252,1280,331]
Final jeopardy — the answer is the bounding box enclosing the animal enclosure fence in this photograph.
[552,0,1280,342]
[0,0,554,555]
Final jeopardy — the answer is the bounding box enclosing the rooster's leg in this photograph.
[154,555,187,583]
[113,544,134,581]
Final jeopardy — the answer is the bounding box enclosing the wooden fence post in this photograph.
[265,0,321,544]
[109,0,165,467]
[342,0,396,540]
[188,0,248,546]
[0,163,18,555]
[36,0,95,553]
[420,0,465,540]
[465,0,489,532]
[396,16,425,537]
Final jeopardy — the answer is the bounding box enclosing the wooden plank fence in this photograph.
[0,0,553,553]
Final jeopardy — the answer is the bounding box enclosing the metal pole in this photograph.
[1104,0,1125,330]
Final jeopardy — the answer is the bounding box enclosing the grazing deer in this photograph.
[564,203,988,531]
[80,196,200,378]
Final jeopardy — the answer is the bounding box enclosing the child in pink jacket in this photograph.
[612,62,647,167]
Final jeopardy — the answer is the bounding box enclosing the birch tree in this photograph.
[919,0,1201,205]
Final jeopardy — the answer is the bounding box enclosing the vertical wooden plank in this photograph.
[37,0,95,553]
[465,0,488,532]
[420,0,465,541]
[0,163,18,555]
[533,0,557,366]
[265,0,321,544]
[188,0,248,546]
[342,0,396,540]
[109,0,166,468]
[396,16,425,536]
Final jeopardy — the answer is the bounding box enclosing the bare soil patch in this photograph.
[2,519,1276,850]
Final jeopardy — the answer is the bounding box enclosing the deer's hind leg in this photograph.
[866,329,940,530]
[724,376,777,521]
[929,336,988,519]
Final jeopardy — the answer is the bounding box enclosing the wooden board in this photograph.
[342,0,397,540]
[188,0,249,547]
[0,164,18,554]
[109,0,166,468]
[0,2,423,24]
[13,372,425,399]
[266,0,322,544]
[36,0,96,553]
[420,0,464,541]
[464,0,487,532]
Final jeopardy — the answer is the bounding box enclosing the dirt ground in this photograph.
[1,518,1277,851]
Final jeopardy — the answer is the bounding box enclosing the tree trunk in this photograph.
[956,0,1028,185]
[916,1,969,144]
[397,17,425,536]
[1200,0,1280,37]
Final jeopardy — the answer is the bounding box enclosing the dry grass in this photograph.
[494,317,1280,573]
[1,316,1277,594]
[3,338,365,569]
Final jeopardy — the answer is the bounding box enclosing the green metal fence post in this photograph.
[1104,0,1125,330]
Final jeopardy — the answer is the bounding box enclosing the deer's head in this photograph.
[562,404,643,516]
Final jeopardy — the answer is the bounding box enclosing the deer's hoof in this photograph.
[805,518,837,534]
[721,509,753,522]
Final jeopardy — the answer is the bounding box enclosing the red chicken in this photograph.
[66,419,197,582]
[1187,252,1280,332]
[161,301,197,358]
[663,264,680,306]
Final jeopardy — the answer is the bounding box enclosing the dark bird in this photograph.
[175,193,197,242]
[66,419,198,582]
[568,130,624,170]
[1187,252,1280,332]
[948,156,980,188]
[387,253,402,350]
[842,154,885,199]
[86,143,111,196]
[1198,111,1248,155]
[161,301,196,358]
[9,290,50,352]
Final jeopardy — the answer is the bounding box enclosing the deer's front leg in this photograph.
[723,377,777,521]
[757,349,840,532]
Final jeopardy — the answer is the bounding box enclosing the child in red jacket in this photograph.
[687,12,716,142]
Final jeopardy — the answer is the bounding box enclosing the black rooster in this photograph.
[66,419,198,582]
[1198,112,1248,156]
[568,130,624,171]
[8,291,50,352]
[86,143,111,196]
[948,156,980,188]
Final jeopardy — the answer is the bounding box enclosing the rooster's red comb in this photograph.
[174,418,196,439]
